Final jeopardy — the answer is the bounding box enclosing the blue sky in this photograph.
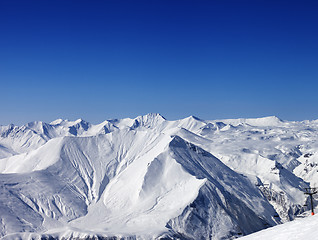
[1,0,318,125]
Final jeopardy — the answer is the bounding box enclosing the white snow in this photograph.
[1,113,318,239]
[0,137,64,173]
[240,214,318,240]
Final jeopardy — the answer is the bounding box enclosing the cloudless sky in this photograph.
[1,0,318,125]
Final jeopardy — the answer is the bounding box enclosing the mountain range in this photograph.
[1,113,318,239]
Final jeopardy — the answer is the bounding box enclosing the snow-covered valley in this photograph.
[1,113,318,239]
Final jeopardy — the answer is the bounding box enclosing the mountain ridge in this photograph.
[1,114,318,239]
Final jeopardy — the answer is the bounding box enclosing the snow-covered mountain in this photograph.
[0,113,318,239]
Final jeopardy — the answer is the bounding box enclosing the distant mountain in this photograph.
[1,114,318,239]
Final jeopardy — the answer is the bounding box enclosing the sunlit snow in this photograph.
[0,113,317,239]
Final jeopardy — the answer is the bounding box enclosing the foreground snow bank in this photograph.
[240,215,318,240]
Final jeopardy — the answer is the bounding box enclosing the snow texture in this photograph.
[240,214,318,240]
[0,113,317,239]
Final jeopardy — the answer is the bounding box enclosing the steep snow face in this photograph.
[74,144,206,236]
[168,116,318,223]
[172,118,318,222]
[166,137,278,239]
[1,114,318,239]
[294,152,318,186]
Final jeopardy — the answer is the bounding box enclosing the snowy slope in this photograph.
[168,117,315,222]
[1,114,318,239]
[0,131,278,239]
[240,214,318,240]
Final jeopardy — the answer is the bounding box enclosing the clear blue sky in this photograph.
[1,0,317,125]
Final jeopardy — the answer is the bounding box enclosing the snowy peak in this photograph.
[167,136,279,238]
[68,119,90,136]
[50,118,64,125]
[144,112,166,120]
[50,118,87,126]
[170,115,206,133]
[26,121,56,139]
[246,116,283,126]
[130,113,166,129]
[181,115,205,124]
[217,116,283,127]
[184,115,203,121]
